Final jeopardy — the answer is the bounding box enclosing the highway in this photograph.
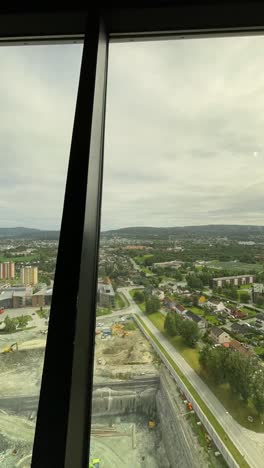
[119,286,264,468]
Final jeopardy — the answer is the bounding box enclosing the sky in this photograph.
[1,37,264,230]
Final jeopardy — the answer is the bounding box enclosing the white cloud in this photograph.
[101,35,264,229]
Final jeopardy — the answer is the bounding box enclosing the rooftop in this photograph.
[211,326,225,337]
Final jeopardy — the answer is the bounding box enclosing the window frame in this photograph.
[1,3,264,468]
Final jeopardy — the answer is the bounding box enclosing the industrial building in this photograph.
[32,288,53,308]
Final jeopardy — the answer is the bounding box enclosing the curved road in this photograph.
[119,286,264,468]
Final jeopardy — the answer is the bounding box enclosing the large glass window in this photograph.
[91,36,264,468]
[0,43,82,467]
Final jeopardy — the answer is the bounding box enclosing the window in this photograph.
[0,43,83,467]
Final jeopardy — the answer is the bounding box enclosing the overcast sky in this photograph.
[0,44,82,230]
[102,36,264,230]
[1,37,264,230]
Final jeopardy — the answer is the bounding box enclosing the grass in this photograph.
[205,315,221,326]
[134,254,154,264]
[115,293,127,309]
[36,309,49,319]
[146,311,264,433]
[190,306,204,316]
[136,314,249,468]
[96,307,112,317]
[141,266,153,275]
[241,307,256,318]
[254,346,264,355]
[208,260,264,272]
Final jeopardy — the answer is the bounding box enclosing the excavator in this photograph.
[2,342,18,354]
[89,458,100,468]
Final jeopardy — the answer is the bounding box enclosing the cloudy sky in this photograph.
[0,44,82,229]
[101,35,264,230]
[1,37,264,230]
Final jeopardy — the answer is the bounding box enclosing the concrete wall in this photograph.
[92,382,157,418]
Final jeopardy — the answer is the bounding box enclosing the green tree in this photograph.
[4,316,16,333]
[255,296,264,306]
[180,320,200,347]
[16,315,29,329]
[164,312,177,336]
[133,291,144,303]
[239,292,249,303]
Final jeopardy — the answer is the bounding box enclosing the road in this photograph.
[119,286,264,468]
[0,395,38,415]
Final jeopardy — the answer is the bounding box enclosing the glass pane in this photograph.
[92,36,264,468]
[0,43,82,467]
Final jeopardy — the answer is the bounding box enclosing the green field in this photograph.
[209,260,264,272]
[134,254,154,264]
[36,309,49,319]
[146,312,264,433]
[190,306,204,316]
[96,307,112,317]
[136,314,249,468]
[115,293,127,309]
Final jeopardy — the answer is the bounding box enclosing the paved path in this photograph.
[120,286,264,468]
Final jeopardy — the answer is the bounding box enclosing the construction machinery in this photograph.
[2,342,18,354]
[148,418,156,429]
[89,458,100,468]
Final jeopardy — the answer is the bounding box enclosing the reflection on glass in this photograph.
[0,44,82,467]
[91,36,264,468]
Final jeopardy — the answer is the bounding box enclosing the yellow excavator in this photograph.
[2,342,18,354]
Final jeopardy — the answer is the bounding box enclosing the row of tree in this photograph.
[199,345,264,414]
[164,311,200,347]
[133,290,161,314]
[3,315,31,333]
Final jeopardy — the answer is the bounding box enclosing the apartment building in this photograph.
[212,275,254,288]
[97,280,115,308]
[20,266,38,285]
[0,262,15,279]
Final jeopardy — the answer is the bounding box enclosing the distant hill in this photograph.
[101,225,264,240]
[0,227,59,240]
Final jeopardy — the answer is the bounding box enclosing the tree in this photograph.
[187,275,203,290]
[239,292,249,304]
[255,296,264,307]
[180,320,200,347]
[133,291,144,304]
[4,316,16,333]
[145,295,160,314]
[251,372,264,414]
[16,315,29,329]
[164,312,177,336]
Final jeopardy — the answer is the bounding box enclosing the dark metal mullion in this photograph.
[32,12,102,468]
[64,17,108,468]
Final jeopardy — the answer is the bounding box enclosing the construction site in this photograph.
[0,315,227,467]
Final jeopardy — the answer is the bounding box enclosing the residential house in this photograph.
[228,339,255,356]
[231,309,247,319]
[231,323,250,335]
[210,326,231,345]
[174,303,187,315]
[207,299,229,313]
[185,311,207,330]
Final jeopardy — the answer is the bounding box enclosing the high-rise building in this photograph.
[0,262,15,279]
[20,266,38,285]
